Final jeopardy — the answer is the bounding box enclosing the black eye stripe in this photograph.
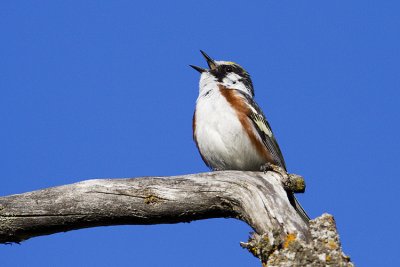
[213,65,245,78]
[222,65,244,76]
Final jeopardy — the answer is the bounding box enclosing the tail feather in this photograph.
[288,193,310,224]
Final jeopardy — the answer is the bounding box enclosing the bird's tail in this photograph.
[288,193,310,224]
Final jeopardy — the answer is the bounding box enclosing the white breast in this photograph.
[194,86,266,171]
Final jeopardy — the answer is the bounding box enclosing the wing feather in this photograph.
[239,92,287,170]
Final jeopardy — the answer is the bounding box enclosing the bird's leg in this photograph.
[260,163,305,193]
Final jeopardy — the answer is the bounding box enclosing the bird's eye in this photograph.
[225,66,233,72]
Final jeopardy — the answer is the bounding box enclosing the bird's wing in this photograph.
[239,92,287,171]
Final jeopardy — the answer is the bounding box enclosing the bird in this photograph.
[190,50,309,223]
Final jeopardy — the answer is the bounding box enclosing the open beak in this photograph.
[189,50,217,73]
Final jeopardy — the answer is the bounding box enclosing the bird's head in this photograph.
[190,50,254,97]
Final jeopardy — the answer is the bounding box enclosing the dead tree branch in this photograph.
[0,171,308,243]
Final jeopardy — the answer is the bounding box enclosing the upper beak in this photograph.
[189,50,217,73]
[200,50,217,70]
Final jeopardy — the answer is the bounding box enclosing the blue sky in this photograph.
[1,1,399,266]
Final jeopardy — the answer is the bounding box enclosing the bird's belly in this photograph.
[195,95,265,171]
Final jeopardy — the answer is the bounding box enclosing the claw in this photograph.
[260,162,286,176]
[261,163,305,193]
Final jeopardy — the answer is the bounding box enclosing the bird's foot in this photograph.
[260,163,305,193]
[260,162,286,176]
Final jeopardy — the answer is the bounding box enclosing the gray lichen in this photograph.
[242,213,354,266]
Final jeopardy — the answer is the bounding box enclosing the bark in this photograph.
[0,171,353,266]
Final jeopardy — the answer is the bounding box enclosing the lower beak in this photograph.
[189,65,207,73]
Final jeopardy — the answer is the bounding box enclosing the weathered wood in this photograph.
[0,171,310,244]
